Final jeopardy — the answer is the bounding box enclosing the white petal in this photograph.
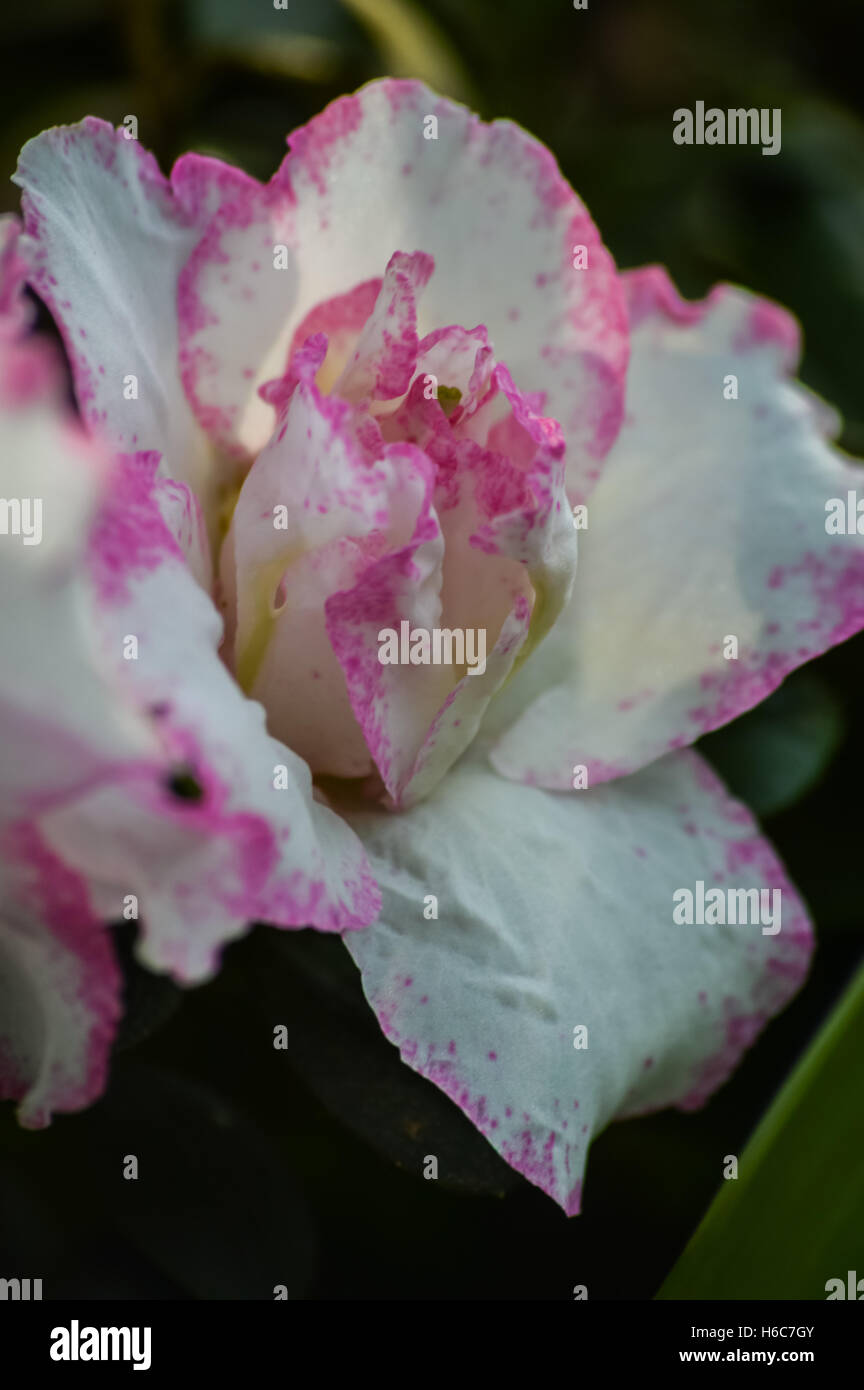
[0,334,157,814]
[13,125,257,511]
[0,823,122,1127]
[488,268,864,789]
[40,451,380,983]
[343,749,812,1213]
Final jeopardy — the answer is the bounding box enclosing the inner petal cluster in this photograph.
[218,250,577,808]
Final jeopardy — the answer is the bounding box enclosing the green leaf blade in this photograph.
[658,960,864,1299]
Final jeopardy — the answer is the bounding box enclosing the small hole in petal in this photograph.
[165,768,205,802]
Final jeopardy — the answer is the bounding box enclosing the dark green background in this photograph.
[0,0,862,1299]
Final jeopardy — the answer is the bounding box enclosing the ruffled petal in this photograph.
[40,450,381,984]
[488,268,864,789]
[177,79,629,485]
[343,749,812,1214]
[0,823,122,1127]
[223,344,437,781]
[335,249,434,402]
[371,361,578,805]
[0,333,157,815]
[226,336,577,806]
[177,172,297,459]
[13,123,259,514]
[0,265,152,1126]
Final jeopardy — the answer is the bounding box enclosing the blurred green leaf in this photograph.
[245,929,520,1198]
[341,0,473,100]
[185,0,356,81]
[85,1063,318,1299]
[699,669,844,817]
[658,959,864,1299]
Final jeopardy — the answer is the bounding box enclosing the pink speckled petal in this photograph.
[343,749,813,1214]
[227,337,577,806]
[335,250,434,402]
[0,824,122,1127]
[0,288,153,1124]
[363,361,578,806]
[223,354,439,781]
[180,78,629,487]
[0,333,158,815]
[177,173,297,459]
[487,267,864,789]
[12,123,258,513]
[39,450,380,984]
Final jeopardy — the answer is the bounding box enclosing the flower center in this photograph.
[213,249,567,802]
